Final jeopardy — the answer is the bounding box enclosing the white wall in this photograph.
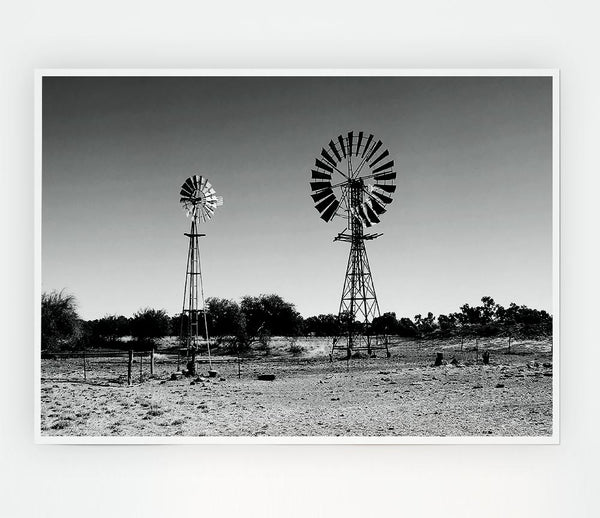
[1,1,598,516]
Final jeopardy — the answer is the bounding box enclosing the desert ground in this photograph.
[40,337,553,437]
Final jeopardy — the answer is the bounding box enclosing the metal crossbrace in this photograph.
[331,179,390,359]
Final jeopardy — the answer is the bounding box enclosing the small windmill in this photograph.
[179,175,223,375]
[309,131,397,359]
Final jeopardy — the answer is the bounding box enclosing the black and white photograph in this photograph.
[37,71,557,442]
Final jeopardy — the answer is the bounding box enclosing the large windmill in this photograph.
[179,175,223,375]
[309,131,397,358]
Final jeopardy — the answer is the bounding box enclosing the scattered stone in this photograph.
[170,372,183,381]
[495,383,505,388]
[257,374,276,381]
[472,385,483,389]
[208,370,218,378]
[543,362,552,368]
[378,371,390,375]
[220,377,226,381]
[331,397,340,401]
[543,372,552,377]
[190,381,196,385]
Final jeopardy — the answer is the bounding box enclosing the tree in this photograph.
[41,290,81,352]
[303,313,343,337]
[130,308,170,349]
[437,313,457,337]
[414,312,437,337]
[371,312,400,335]
[240,294,303,337]
[93,314,131,343]
[206,297,246,337]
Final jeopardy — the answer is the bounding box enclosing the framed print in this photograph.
[35,69,559,444]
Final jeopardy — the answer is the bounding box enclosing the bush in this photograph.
[41,290,81,352]
[130,308,170,349]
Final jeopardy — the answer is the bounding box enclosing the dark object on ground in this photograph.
[495,383,505,388]
[543,362,552,368]
[482,351,490,365]
[450,356,459,366]
[208,370,218,378]
[170,372,183,381]
[257,374,276,381]
[186,360,196,376]
[472,385,483,389]
[434,352,443,367]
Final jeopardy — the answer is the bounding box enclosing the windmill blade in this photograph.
[372,190,393,204]
[310,181,332,192]
[183,177,195,192]
[315,194,336,213]
[358,205,372,227]
[369,149,389,168]
[337,135,347,158]
[347,131,354,156]
[321,148,337,167]
[369,198,387,216]
[329,140,342,162]
[361,134,374,158]
[373,170,396,181]
[180,186,193,197]
[320,199,340,222]
[315,158,334,174]
[374,183,396,193]
[356,131,364,156]
[215,196,224,206]
[311,170,332,181]
[365,140,383,162]
[311,188,334,203]
[364,203,380,224]
[372,160,394,174]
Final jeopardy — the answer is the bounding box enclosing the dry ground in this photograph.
[40,338,552,437]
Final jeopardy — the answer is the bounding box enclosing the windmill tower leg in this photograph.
[181,219,208,376]
[331,179,385,359]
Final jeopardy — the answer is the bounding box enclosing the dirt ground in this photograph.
[40,338,553,438]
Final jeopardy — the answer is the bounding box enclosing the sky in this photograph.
[42,75,553,320]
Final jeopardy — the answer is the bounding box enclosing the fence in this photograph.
[40,336,552,385]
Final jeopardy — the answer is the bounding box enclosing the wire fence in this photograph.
[40,336,552,385]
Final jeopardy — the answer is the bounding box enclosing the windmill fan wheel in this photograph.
[309,131,397,227]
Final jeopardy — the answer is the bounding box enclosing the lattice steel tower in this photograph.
[309,132,397,358]
[179,175,223,374]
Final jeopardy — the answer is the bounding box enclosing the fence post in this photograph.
[150,348,155,376]
[83,348,87,381]
[128,350,133,386]
[139,351,143,382]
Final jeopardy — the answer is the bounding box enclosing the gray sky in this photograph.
[42,75,553,320]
